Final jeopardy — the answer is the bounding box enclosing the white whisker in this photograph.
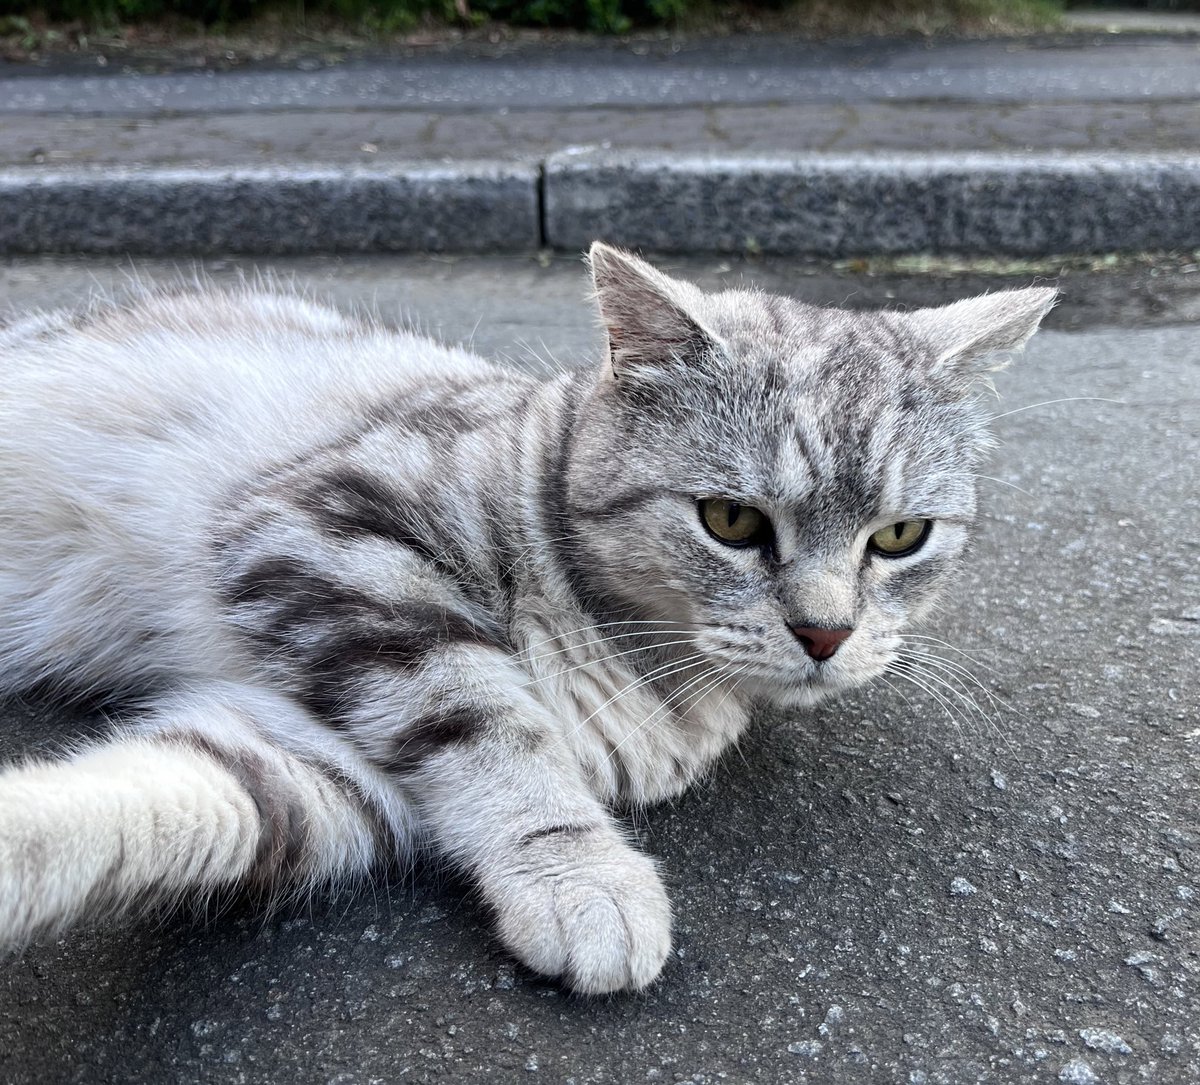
[896,634,996,671]
[974,473,1035,498]
[897,648,1000,701]
[888,661,967,735]
[522,636,698,687]
[520,620,695,660]
[986,396,1121,423]
[589,663,739,787]
[550,653,714,757]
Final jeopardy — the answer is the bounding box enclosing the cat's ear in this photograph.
[904,287,1057,391]
[587,242,723,383]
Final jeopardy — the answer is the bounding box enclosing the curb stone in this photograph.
[4,153,1200,256]
[543,151,1200,256]
[0,163,540,255]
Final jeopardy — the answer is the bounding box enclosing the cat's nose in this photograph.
[788,624,853,661]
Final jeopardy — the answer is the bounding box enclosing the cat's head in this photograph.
[565,243,1055,709]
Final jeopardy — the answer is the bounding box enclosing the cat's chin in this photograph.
[749,675,848,711]
[748,660,887,711]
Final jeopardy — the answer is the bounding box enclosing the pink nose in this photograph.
[789,625,853,661]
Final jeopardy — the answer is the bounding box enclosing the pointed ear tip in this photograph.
[586,240,627,267]
[999,285,1058,320]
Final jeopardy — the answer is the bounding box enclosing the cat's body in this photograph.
[0,246,1054,993]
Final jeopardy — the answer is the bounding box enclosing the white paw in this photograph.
[485,829,672,995]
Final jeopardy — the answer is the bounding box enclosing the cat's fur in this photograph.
[0,245,1054,993]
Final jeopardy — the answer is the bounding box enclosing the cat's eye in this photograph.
[699,499,772,548]
[868,519,932,557]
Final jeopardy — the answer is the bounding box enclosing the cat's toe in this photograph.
[487,833,672,995]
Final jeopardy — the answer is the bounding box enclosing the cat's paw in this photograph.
[486,829,671,995]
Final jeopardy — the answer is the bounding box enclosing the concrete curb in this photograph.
[0,163,540,255]
[544,151,1200,256]
[3,153,1200,256]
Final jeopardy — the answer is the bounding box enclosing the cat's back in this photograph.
[0,286,517,696]
[1,286,497,458]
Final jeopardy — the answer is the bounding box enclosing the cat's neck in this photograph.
[504,371,754,803]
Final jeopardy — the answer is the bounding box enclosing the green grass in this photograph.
[0,0,1068,36]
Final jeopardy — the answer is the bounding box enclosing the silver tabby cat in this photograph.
[0,244,1054,994]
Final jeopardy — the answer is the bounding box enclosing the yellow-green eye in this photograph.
[700,499,770,547]
[868,520,931,557]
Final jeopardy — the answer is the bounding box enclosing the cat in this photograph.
[0,244,1054,994]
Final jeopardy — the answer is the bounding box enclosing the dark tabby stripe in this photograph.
[221,556,386,636]
[477,487,519,620]
[295,468,470,583]
[538,383,623,623]
[887,553,951,604]
[175,733,311,888]
[298,601,499,727]
[222,556,500,727]
[378,703,488,774]
[302,757,398,859]
[571,486,664,521]
[517,824,595,847]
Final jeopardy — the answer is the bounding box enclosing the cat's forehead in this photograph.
[706,289,926,384]
[654,293,969,512]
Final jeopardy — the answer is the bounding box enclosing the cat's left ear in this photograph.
[587,242,724,386]
[903,287,1057,393]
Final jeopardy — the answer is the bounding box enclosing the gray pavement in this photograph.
[0,254,1197,1084]
[7,36,1200,112]
[5,33,1200,254]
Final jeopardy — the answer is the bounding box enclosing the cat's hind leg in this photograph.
[0,680,411,949]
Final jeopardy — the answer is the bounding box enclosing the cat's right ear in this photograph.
[587,242,722,386]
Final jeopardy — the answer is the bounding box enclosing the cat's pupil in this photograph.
[727,503,741,527]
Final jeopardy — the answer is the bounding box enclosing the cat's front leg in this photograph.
[417,735,671,994]
[223,547,670,991]
[394,649,672,994]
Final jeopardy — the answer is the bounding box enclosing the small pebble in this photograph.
[787,1040,822,1057]
[1059,1060,1099,1084]
[1079,1028,1132,1055]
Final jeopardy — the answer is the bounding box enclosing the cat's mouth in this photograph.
[692,622,887,707]
[738,642,897,708]
[732,660,870,709]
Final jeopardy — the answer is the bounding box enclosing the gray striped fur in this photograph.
[0,246,1054,992]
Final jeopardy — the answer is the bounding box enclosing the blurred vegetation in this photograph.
[0,0,1196,38]
[0,0,1070,36]
[1073,1,1200,7]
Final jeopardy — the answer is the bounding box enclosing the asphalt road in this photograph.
[0,255,1197,1084]
[7,34,1200,171]
[6,35,1200,113]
